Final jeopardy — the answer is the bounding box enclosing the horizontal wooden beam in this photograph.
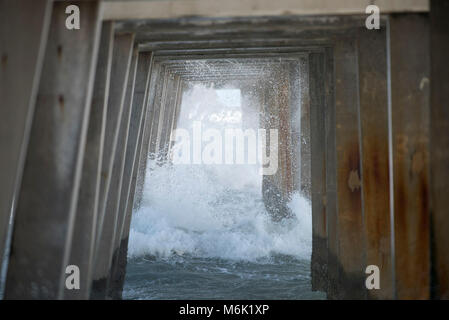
[104,0,428,20]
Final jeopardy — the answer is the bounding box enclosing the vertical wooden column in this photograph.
[278,65,293,198]
[116,57,157,296]
[4,1,102,299]
[96,47,137,300]
[159,72,176,161]
[357,27,393,299]
[167,76,183,158]
[289,59,303,196]
[430,0,449,300]
[95,33,135,249]
[323,47,337,299]
[390,14,431,300]
[309,52,328,293]
[0,0,52,272]
[299,57,311,200]
[113,77,154,298]
[262,69,284,221]
[154,68,170,159]
[65,22,115,300]
[108,52,153,299]
[92,33,135,299]
[134,63,163,210]
[333,38,366,299]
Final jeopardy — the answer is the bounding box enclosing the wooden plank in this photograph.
[430,0,449,300]
[108,52,153,299]
[154,68,170,158]
[297,58,310,198]
[100,48,138,300]
[390,14,431,300]
[65,22,115,300]
[134,63,164,210]
[91,33,135,299]
[95,33,134,250]
[0,0,52,274]
[167,76,182,158]
[104,0,429,20]
[308,52,328,293]
[113,72,154,297]
[357,27,393,299]
[159,73,177,161]
[334,37,366,299]
[324,46,337,299]
[4,1,102,299]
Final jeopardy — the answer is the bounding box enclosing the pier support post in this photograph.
[108,52,153,299]
[159,73,177,161]
[134,63,164,209]
[390,14,431,300]
[333,38,366,299]
[65,22,115,300]
[430,0,449,300]
[114,57,158,296]
[0,0,52,273]
[92,33,135,299]
[262,66,293,222]
[357,26,393,299]
[309,52,328,293]
[167,76,183,158]
[299,58,311,200]
[324,47,337,299]
[154,69,170,159]
[4,1,102,299]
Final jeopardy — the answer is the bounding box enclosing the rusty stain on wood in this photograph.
[390,14,431,300]
[334,38,366,299]
[357,26,393,299]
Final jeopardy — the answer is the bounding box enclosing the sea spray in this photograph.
[127,160,312,262]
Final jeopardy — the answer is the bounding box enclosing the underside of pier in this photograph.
[0,0,448,300]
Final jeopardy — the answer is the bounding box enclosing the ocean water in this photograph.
[122,161,325,300]
[123,83,325,300]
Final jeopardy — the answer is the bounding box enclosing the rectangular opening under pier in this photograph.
[0,0,448,301]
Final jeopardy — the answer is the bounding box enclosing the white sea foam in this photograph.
[127,83,312,262]
[127,160,312,261]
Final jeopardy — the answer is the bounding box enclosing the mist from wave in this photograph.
[127,160,312,262]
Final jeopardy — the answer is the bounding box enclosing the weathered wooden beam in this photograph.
[65,22,115,300]
[430,0,449,300]
[261,66,295,222]
[92,33,135,299]
[390,14,431,300]
[167,76,183,158]
[154,69,170,158]
[333,37,366,299]
[357,27,393,299]
[159,74,178,161]
[309,52,328,293]
[107,5,426,25]
[96,46,137,300]
[107,52,153,299]
[134,63,163,210]
[288,61,302,195]
[99,48,138,300]
[299,57,312,200]
[4,1,102,299]
[114,59,156,297]
[323,46,337,300]
[0,0,52,276]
